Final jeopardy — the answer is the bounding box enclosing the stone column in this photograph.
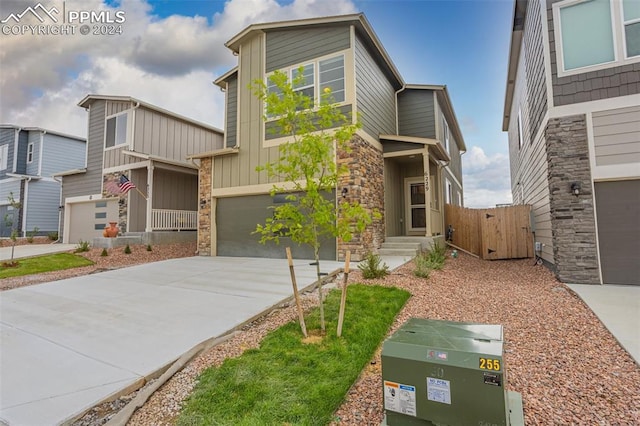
[197,157,212,256]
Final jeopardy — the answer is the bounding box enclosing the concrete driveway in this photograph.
[0,256,343,425]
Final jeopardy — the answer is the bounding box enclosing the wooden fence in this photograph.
[444,204,533,260]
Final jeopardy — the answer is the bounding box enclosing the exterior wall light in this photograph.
[571,182,581,196]
[341,187,348,198]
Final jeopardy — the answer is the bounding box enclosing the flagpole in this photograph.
[134,187,148,201]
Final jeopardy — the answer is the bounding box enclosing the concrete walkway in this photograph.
[0,244,76,261]
[567,284,640,365]
[0,256,343,425]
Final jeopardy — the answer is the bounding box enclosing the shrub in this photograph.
[146,244,152,252]
[413,254,432,279]
[413,241,447,278]
[124,244,132,254]
[48,231,59,241]
[26,227,39,243]
[358,252,389,279]
[74,240,90,253]
[100,248,108,257]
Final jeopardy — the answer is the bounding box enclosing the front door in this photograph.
[405,177,426,235]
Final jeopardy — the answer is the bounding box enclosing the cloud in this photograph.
[462,146,513,208]
[0,0,357,136]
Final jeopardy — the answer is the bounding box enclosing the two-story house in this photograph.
[0,125,85,238]
[503,0,640,285]
[192,14,466,261]
[58,95,224,244]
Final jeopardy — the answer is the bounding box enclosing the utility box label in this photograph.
[427,377,451,404]
[384,381,416,416]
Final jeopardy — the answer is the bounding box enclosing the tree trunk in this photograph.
[314,245,325,333]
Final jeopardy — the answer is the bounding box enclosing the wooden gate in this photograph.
[445,204,533,260]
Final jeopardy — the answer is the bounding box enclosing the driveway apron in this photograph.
[0,256,343,425]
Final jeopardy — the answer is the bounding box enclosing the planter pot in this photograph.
[103,222,119,238]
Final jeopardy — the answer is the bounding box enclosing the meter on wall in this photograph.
[381,318,524,426]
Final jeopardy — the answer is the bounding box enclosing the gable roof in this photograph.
[0,124,85,142]
[223,13,404,89]
[77,95,224,134]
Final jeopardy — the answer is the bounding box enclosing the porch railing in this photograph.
[151,209,197,231]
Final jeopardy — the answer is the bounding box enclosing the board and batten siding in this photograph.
[106,101,132,117]
[435,99,463,186]
[15,131,29,175]
[226,75,238,148]
[153,169,197,210]
[41,134,85,177]
[265,26,351,72]
[128,168,148,232]
[354,33,396,139]
[214,33,281,189]
[592,105,640,166]
[25,180,60,233]
[397,89,436,138]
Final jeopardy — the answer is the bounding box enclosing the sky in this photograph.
[0,0,515,207]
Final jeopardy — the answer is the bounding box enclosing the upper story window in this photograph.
[554,0,640,77]
[266,53,346,114]
[442,117,450,154]
[517,109,524,150]
[27,142,34,163]
[0,144,8,171]
[105,112,128,149]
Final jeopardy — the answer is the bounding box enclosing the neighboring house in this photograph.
[0,125,85,238]
[58,95,224,244]
[503,0,640,285]
[192,14,466,261]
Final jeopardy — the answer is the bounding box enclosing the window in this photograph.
[105,113,128,148]
[0,144,8,170]
[266,54,346,114]
[27,142,34,163]
[457,191,463,206]
[517,109,524,149]
[554,0,640,75]
[445,179,452,205]
[623,0,640,58]
[442,117,450,154]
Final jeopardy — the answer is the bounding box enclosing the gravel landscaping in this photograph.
[6,245,638,424]
[123,252,639,425]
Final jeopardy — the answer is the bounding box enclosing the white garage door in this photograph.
[67,199,118,244]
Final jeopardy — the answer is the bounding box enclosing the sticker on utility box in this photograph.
[427,377,451,404]
[384,381,416,416]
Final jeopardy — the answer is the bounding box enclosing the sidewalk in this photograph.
[0,244,76,261]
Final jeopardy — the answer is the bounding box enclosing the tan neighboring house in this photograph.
[503,0,640,284]
[58,95,223,244]
[191,13,466,261]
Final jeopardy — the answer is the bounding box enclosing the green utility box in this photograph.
[381,318,524,426]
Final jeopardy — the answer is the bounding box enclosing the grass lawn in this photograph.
[0,253,94,279]
[178,284,410,426]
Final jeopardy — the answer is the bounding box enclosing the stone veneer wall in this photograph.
[103,172,128,233]
[545,115,600,284]
[197,157,212,255]
[337,134,385,261]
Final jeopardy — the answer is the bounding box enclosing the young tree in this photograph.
[3,192,22,262]
[252,69,377,333]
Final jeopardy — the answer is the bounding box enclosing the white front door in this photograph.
[405,177,426,235]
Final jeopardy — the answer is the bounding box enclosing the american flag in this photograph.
[118,175,136,194]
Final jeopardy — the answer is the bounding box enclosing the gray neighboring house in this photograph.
[58,95,223,244]
[193,13,466,261]
[503,0,640,285]
[0,125,85,238]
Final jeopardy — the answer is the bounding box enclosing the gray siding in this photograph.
[153,169,197,210]
[226,75,238,148]
[547,0,640,106]
[62,100,105,199]
[355,33,396,138]
[0,178,21,204]
[398,90,435,138]
[593,105,640,166]
[524,0,547,139]
[41,133,85,177]
[25,180,60,233]
[133,106,223,162]
[265,26,350,72]
[25,131,40,176]
[15,131,28,175]
[129,168,148,232]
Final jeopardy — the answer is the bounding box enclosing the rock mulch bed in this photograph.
[0,242,197,292]
[112,253,639,425]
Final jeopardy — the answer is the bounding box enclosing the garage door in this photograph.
[67,199,118,244]
[216,192,336,260]
[594,180,640,285]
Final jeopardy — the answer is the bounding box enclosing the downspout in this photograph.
[21,176,33,237]
[130,101,140,151]
[394,85,406,135]
[12,127,21,173]
[38,130,45,177]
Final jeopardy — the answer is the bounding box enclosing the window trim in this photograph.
[517,109,524,150]
[27,142,34,163]
[0,144,8,171]
[553,0,640,77]
[621,0,640,59]
[442,117,450,154]
[104,111,131,151]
